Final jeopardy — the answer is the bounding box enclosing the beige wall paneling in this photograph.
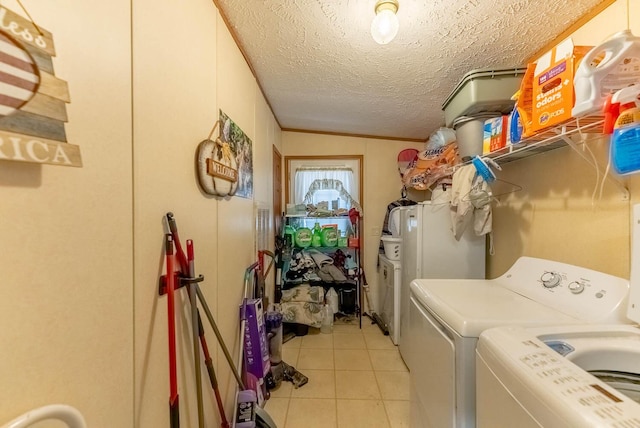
[0,0,133,426]
[132,0,221,426]
[283,131,367,156]
[214,10,260,417]
[492,141,629,278]
[489,0,639,279]
[282,131,424,321]
[254,89,273,205]
[569,0,634,44]
[254,88,281,303]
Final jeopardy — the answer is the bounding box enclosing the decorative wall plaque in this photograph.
[196,110,253,198]
[0,6,81,167]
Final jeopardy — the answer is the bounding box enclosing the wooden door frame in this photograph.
[272,145,283,234]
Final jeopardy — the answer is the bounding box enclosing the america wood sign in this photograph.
[0,6,80,167]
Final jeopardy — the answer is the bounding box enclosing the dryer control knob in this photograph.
[541,272,561,288]
[568,281,585,294]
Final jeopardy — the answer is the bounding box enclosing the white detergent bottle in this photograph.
[320,304,333,334]
[326,287,339,314]
[573,29,640,117]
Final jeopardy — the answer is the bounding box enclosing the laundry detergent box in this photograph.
[531,38,592,133]
[241,298,271,380]
[482,116,509,154]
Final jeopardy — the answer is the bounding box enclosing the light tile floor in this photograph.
[265,318,409,428]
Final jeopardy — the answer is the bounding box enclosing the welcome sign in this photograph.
[0,6,81,167]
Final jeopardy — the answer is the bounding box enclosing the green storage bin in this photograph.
[442,68,526,127]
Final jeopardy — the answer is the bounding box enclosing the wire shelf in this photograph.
[486,115,605,164]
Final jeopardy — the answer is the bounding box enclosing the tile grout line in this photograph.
[282,397,291,428]
[367,330,395,428]
[282,322,402,427]
[333,330,338,427]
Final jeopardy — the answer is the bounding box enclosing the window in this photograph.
[295,166,355,209]
[286,156,362,211]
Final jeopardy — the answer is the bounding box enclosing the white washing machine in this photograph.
[408,256,630,428]
[378,254,401,344]
[476,325,640,427]
[474,204,640,427]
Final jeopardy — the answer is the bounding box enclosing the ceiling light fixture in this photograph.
[371,0,399,45]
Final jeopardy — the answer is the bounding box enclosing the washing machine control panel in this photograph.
[538,271,597,296]
[541,272,561,288]
[499,257,629,323]
[540,273,586,294]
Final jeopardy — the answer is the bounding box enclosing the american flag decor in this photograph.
[0,31,39,118]
[0,6,82,167]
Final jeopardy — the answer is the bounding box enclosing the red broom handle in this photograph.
[165,234,180,427]
[167,212,188,275]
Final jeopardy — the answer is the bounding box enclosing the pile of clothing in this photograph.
[285,248,357,283]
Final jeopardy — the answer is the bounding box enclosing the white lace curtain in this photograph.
[294,167,358,206]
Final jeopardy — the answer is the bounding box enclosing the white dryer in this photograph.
[408,256,630,428]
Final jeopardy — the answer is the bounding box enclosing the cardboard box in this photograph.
[483,116,508,154]
[531,38,592,133]
[241,299,271,380]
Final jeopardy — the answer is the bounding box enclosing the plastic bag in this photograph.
[427,127,456,149]
[403,141,461,190]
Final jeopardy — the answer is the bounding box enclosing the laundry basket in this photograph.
[1,404,86,428]
[381,236,401,261]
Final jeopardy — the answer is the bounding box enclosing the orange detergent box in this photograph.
[531,38,592,133]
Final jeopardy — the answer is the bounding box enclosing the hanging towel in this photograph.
[469,178,493,237]
[450,165,494,241]
[450,164,476,240]
[430,178,452,206]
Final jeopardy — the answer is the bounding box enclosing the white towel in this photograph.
[450,164,476,240]
[450,165,493,240]
[470,178,493,237]
[306,248,333,267]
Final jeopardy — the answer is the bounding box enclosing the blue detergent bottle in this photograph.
[610,86,640,175]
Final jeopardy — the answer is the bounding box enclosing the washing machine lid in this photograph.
[477,325,640,426]
[527,324,640,364]
[410,279,582,337]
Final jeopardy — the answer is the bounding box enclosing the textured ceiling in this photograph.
[216,0,607,141]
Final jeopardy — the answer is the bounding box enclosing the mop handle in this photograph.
[187,240,204,428]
